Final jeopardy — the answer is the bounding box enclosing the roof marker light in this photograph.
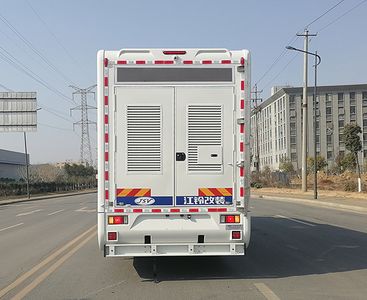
[163,50,187,55]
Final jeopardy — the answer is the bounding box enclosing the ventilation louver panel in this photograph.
[127,105,162,172]
[188,105,223,172]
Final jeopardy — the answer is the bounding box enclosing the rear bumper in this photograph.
[105,242,245,257]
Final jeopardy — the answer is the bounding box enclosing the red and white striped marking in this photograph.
[239,57,246,202]
[114,207,234,213]
[103,58,109,204]
[111,59,241,65]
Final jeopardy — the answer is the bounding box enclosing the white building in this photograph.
[251,84,367,171]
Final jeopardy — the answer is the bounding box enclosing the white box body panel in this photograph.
[97,48,251,257]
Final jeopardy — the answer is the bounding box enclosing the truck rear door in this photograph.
[175,86,234,207]
[115,87,174,206]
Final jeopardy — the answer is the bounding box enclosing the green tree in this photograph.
[307,155,327,173]
[343,124,362,191]
[340,153,357,171]
[64,163,95,177]
[279,157,294,173]
[343,124,362,173]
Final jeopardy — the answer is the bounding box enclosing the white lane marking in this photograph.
[318,244,360,259]
[47,209,65,216]
[274,215,315,227]
[76,207,96,213]
[254,283,280,300]
[3,204,25,207]
[0,223,24,232]
[16,209,43,217]
[83,280,126,298]
[286,244,299,250]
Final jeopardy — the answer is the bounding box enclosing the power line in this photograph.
[38,122,73,131]
[0,82,13,92]
[317,0,367,33]
[39,106,74,123]
[0,82,77,125]
[255,35,298,86]
[25,0,91,79]
[304,0,345,29]
[0,12,77,86]
[261,53,298,91]
[266,0,366,90]
[0,45,75,105]
[255,0,347,89]
[0,25,71,85]
[0,83,80,139]
[0,83,79,132]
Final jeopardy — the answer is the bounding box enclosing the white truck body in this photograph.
[97,48,251,257]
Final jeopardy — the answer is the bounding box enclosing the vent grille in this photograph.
[127,105,162,172]
[187,105,223,172]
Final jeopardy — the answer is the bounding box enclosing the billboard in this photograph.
[0,92,37,132]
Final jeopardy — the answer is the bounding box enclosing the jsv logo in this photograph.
[135,197,155,205]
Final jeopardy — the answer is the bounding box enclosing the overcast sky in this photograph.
[0,0,366,164]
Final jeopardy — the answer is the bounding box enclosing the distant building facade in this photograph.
[251,84,367,171]
[0,149,28,180]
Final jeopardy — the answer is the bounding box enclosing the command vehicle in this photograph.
[97,48,251,257]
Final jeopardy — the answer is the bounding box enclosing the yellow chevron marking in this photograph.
[217,188,232,196]
[118,189,132,197]
[135,189,150,197]
[200,188,215,196]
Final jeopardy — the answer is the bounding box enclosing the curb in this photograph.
[252,194,367,214]
[0,190,97,206]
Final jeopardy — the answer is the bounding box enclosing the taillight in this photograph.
[232,231,241,239]
[107,232,117,241]
[108,215,128,225]
[220,215,240,223]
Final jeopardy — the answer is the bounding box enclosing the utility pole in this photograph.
[297,29,317,192]
[251,84,263,173]
[70,85,97,166]
[23,132,30,199]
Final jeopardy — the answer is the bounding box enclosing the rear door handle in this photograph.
[176,152,186,161]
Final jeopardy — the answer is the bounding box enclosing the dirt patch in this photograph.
[251,186,367,201]
[289,171,367,192]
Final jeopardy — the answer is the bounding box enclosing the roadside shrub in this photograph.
[250,169,289,188]
[253,182,263,189]
[344,180,357,192]
[341,153,357,172]
[279,157,294,173]
[307,156,327,174]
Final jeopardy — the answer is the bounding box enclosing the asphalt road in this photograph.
[0,194,366,300]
